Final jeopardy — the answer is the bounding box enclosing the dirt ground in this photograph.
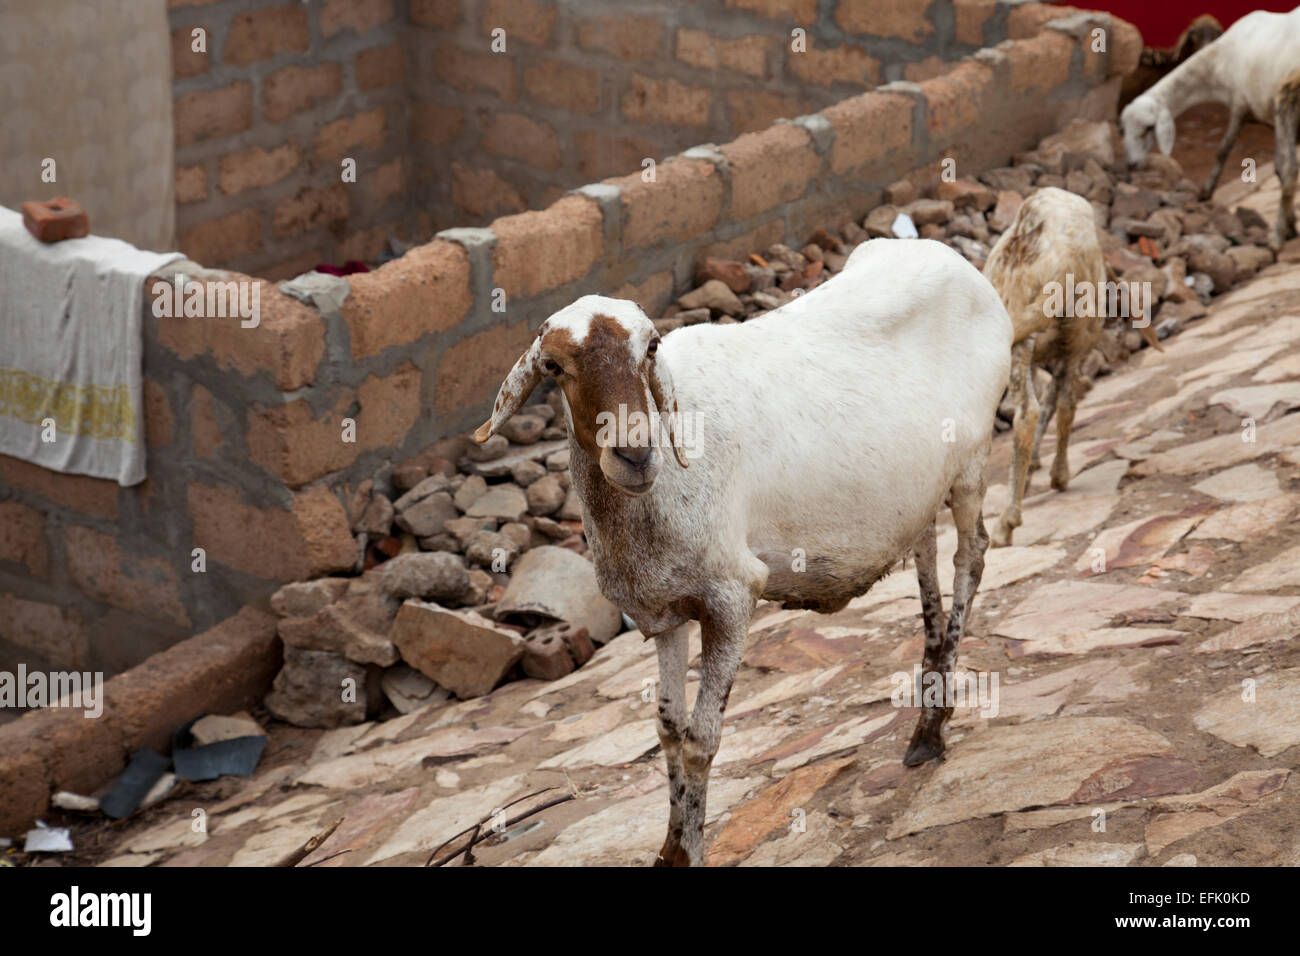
[25,145,1300,871]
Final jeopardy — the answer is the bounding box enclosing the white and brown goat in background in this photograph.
[984,187,1160,548]
[477,239,1012,866]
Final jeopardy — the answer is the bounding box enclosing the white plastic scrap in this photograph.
[51,791,99,812]
[24,822,73,853]
[891,213,919,239]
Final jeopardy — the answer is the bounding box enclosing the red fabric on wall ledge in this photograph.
[1053,0,1295,48]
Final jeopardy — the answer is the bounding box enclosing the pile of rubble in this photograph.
[266,392,631,728]
[654,119,1278,428]
[264,119,1279,729]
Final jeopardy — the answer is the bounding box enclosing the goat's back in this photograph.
[657,239,1010,599]
[984,187,1105,343]
[1197,9,1300,120]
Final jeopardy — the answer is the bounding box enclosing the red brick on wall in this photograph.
[174,82,253,147]
[223,5,309,65]
[357,43,407,90]
[320,0,395,38]
[219,143,302,196]
[263,63,343,122]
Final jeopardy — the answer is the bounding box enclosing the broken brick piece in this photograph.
[22,198,89,243]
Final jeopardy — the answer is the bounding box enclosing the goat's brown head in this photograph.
[475,295,688,497]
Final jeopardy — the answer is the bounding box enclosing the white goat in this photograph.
[1120,7,1300,248]
[476,239,1013,866]
[984,187,1160,547]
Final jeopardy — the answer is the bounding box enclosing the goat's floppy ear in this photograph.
[648,352,689,469]
[1155,103,1176,156]
[474,337,543,443]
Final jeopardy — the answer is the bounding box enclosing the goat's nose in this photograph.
[615,444,653,466]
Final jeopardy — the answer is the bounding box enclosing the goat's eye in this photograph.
[647,338,659,357]
[542,358,562,377]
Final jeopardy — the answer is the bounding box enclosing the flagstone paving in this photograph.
[79,255,1300,869]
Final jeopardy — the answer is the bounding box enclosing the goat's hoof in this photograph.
[903,727,945,767]
[990,524,1014,548]
[1050,473,1069,492]
[654,838,691,867]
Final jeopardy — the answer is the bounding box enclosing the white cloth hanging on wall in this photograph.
[0,206,182,485]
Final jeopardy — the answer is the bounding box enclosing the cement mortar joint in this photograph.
[878,80,925,101]
[788,114,835,157]
[433,227,498,254]
[571,183,624,252]
[1046,13,1111,41]
[675,144,729,170]
[279,271,351,316]
[973,47,1011,72]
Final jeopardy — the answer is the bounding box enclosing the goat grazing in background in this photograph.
[476,239,1013,866]
[984,188,1161,548]
[1120,6,1300,249]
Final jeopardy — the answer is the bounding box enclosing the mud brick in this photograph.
[521,626,573,680]
[22,198,89,242]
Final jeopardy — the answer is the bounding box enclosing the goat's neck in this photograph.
[566,435,633,530]
[1149,47,1233,118]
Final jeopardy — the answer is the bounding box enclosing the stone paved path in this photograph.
[82,251,1300,868]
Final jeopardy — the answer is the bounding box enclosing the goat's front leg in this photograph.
[906,462,989,766]
[652,623,690,867]
[992,336,1037,548]
[1201,105,1245,201]
[676,593,751,866]
[1272,82,1300,250]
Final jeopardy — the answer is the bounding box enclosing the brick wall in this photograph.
[169,0,419,280]
[0,2,1139,682]
[413,0,1040,232]
[172,0,1088,275]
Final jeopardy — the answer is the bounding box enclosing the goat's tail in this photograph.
[1105,262,1164,352]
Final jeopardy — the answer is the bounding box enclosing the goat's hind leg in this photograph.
[912,517,945,666]
[992,336,1037,548]
[904,518,946,766]
[652,623,690,867]
[905,462,989,766]
[1028,366,1059,474]
[1272,76,1300,250]
[1049,362,1078,491]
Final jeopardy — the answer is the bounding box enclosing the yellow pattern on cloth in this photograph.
[0,368,137,442]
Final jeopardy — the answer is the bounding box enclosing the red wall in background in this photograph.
[1059,0,1295,48]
